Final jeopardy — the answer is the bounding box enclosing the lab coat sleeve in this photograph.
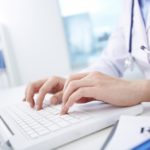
[83,27,127,77]
[83,1,129,77]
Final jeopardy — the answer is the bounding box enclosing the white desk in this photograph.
[0,86,150,150]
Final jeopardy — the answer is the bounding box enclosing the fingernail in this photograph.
[60,110,65,115]
[30,103,34,108]
[61,105,65,113]
[60,105,68,115]
[35,105,39,110]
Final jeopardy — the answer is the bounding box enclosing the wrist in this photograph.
[140,80,150,102]
[131,80,150,103]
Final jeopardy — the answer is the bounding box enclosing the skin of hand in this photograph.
[61,71,149,114]
[24,76,66,110]
[24,71,150,115]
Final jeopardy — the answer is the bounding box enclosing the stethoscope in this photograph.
[125,0,150,70]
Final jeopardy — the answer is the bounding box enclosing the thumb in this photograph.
[50,91,63,105]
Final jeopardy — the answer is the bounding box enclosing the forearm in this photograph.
[125,80,150,106]
[99,78,150,107]
[137,80,150,103]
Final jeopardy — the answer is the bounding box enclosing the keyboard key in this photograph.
[24,128,35,135]
[34,127,46,132]
[57,120,69,127]
[32,124,42,129]
[4,103,91,139]
[29,133,39,138]
[37,129,49,136]
[60,115,71,120]
[68,118,79,123]
[47,125,60,131]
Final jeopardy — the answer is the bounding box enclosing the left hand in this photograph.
[61,71,143,114]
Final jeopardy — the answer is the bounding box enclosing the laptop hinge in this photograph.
[0,140,14,150]
[0,115,14,149]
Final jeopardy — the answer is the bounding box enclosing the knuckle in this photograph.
[91,71,99,76]
[78,88,84,96]
[67,74,74,82]
[69,81,76,89]
[25,82,35,95]
[48,76,57,81]
[28,82,35,89]
[39,87,47,94]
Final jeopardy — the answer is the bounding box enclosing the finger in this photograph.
[50,91,63,105]
[62,79,92,106]
[36,77,62,110]
[25,79,47,107]
[77,97,94,103]
[61,87,94,114]
[63,73,88,91]
[23,85,31,101]
[23,86,29,101]
[26,86,35,107]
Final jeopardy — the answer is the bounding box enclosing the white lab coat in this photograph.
[86,0,150,79]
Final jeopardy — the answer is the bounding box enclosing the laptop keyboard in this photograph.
[4,103,91,139]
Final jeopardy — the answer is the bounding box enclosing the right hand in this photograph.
[24,76,66,110]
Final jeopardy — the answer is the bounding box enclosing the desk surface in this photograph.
[0,86,150,150]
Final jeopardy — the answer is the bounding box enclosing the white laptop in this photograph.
[0,100,143,150]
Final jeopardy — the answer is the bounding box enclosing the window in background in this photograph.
[58,0,122,70]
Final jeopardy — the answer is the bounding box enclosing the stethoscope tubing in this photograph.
[128,0,135,54]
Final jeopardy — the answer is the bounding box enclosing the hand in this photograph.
[24,76,65,110]
[61,72,143,114]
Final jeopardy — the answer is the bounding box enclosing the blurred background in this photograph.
[59,0,121,69]
[0,0,143,90]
